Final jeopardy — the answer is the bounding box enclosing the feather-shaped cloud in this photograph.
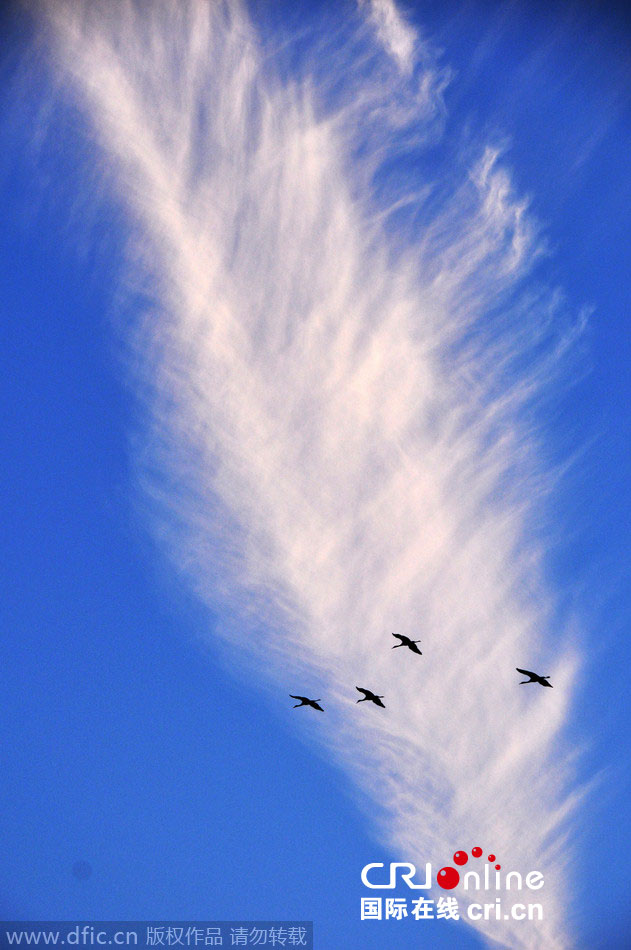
[32,1,586,945]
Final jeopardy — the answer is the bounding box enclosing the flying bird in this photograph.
[392,633,422,655]
[516,668,553,688]
[356,687,386,708]
[290,694,324,711]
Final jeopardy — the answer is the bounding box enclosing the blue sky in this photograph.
[1,2,630,948]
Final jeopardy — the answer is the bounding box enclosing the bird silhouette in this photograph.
[392,633,422,655]
[516,668,553,688]
[356,687,386,708]
[290,694,324,711]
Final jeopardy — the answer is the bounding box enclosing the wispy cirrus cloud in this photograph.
[31,0,586,945]
[359,0,417,73]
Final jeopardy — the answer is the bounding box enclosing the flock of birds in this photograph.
[291,634,553,712]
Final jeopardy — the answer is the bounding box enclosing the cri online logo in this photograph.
[362,847,544,892]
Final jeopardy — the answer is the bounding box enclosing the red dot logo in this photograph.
[495,864,501,870]
[437,866,460,889]
[453,850,468,866]
[471,847,483,858]
[488,854,496,862]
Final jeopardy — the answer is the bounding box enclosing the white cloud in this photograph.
[358,0,417,74]
[33,1,586,946]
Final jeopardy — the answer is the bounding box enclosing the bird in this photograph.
[356,687,386,708]
[290,694,324,711]
[392,633,422,655]
[516,668,553,688]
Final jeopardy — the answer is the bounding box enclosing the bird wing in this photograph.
[356,687,370,696]
[392,633,405,642]
[409,643,423,654]
[516,668,536,678]
[375,697,386,708]
[312,701,324,711]
[290,695,308,702]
